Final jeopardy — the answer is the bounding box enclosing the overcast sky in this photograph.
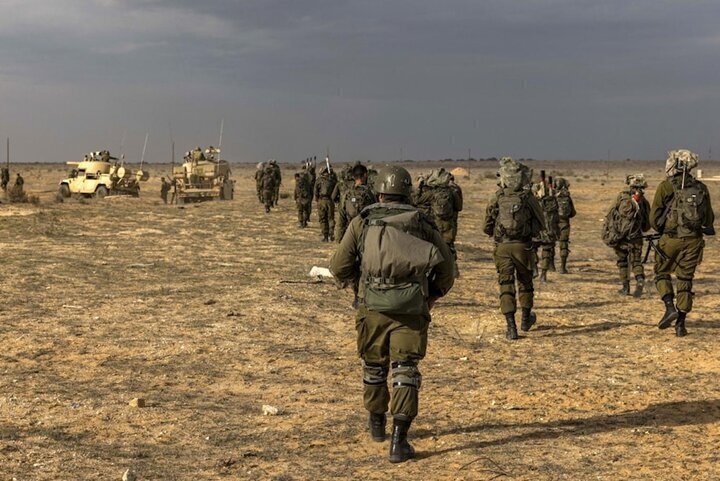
[1,0,719,163]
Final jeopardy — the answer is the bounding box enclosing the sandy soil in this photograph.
[1,160,719,481]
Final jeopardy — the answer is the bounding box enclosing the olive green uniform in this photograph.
[650,175,715,312]
[270,163,282,206]
[484,189,546,314]
[160,179,171,204]
[329,204,454,419]
[538,194,560,272]
[556,190,576,262]
[450,182,463,244]
[294,174,312,227]
[261,171,276,212]
[254,168,264,203]
[315,171,337,240]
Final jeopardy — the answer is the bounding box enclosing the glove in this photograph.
[702,226,716,236]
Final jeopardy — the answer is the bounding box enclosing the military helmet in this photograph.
[626,173,648,189]
[665,149,698,176]
[375,165,412,197]
[555,177,569,189]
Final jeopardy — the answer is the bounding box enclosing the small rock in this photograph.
[129,398,146,408]
[204,299,217,305]
[262,404,280,416]
[122,469,137,481]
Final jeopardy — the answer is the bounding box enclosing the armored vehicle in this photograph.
[58,150,149,199]
[172,146,234,202]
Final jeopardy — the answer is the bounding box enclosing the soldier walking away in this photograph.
[335,163,376,242]
[261,164,276,213]
[554,178,576,273]
[315,166,338,242]
[254,162,265,203]
[484,157,546,340]
[268,160,281,206]
[294,172,312,228]
[302,160,315,223]
[651,149,715,337]
[330,165,454,463]
[160,177,171,204]
[601,174,651,297]
[533,176,560,283]
[15,172,24,187]
[1,166,9,192]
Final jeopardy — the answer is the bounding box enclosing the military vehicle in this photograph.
[58,150,149,199]
[172,146,234,202]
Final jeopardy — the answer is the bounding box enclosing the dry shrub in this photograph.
[483,171,497,179]
[8,185,28,203]
[30,210,63,237]
[279,192,291,199]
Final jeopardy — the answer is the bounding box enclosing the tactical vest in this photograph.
[317,176,334,198]
[601,191,640,246]
[495,189,533,241]
[344,184,375,219]
[557,192,573,219]
[360,205,443,316]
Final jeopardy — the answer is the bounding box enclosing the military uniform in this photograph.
[15,173,24,187]
[315,169,337,242]
[650,150,715,336]
[484,158,546,340]
[555,179,576,273]
[294,173,312,227]
[254,163,264,203]
[537,189,560,281]
[1,167,10,191]
[329,166,454,464]
[261,168,276,213]
[160,178,171,204]
[269,161,282,206]
[449,177,463,246]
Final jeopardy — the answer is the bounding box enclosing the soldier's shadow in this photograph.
[417,399,720,458]
[689,319,720,329]
[532,320,644,337]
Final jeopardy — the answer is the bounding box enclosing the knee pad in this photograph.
[362,361,388,386]
[391,360,421,390]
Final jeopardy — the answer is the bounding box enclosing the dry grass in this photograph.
[1,161,719,480]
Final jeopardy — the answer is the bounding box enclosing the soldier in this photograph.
[302,161,314,223]
[651,149,715,337]
[254,162,264,203]
[294,172,312,228]
[261,164,276,213]
[160,177,171,204]
[601,174,651,297]
[315,166,338,242]
[554,178,577,274]
[448,173,464,250]
[329,165,454,463]
[336,164,376,242]
[1,166,10,191]
[191,147,204,163]
[484,157,546,340]
[15,172,24,187]
[268,160,282,206]
[533,178,560,283]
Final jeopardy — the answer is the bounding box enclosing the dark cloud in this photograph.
[1,0,719,162]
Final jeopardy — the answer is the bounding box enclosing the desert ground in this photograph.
[1,160,719,481]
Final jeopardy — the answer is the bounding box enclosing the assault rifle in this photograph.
[641,233,663,264]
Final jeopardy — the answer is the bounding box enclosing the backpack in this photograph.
[496,189,533,241]
[601,192,639,246]
[557,193,572,219]
[317,176,334,197]
[667,177,707,237]
[360,208,444,315]
[296,176,311,200]
[431,186,455,220]
[344,185,375,219]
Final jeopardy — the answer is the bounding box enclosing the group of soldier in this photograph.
[254,159,282,212]
[322,150,715,464]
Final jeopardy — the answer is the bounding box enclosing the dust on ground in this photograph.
[1,161,719,480]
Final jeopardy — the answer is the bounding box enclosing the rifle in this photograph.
[641,233,662,264]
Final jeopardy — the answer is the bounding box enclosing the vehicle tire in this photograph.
[59,184,71,198]
[96,186,109,199]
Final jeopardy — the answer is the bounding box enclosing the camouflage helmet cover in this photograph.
[497,156,531,191]
[665,149,698,176]
[375,165,412,197]
[555,177,569,189]
[626,173,648,189]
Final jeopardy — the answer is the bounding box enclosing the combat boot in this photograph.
[265,206,271,213]
[389,417,415,463]
[505,313,518,340]
[559,257,568,274]
[658,294,678,330]
[520,307,536,332]
[618,281,630,296]
[368,412,387,442]
[633,276,645,298]
[675,311,688,337]
[539,270,548,283]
